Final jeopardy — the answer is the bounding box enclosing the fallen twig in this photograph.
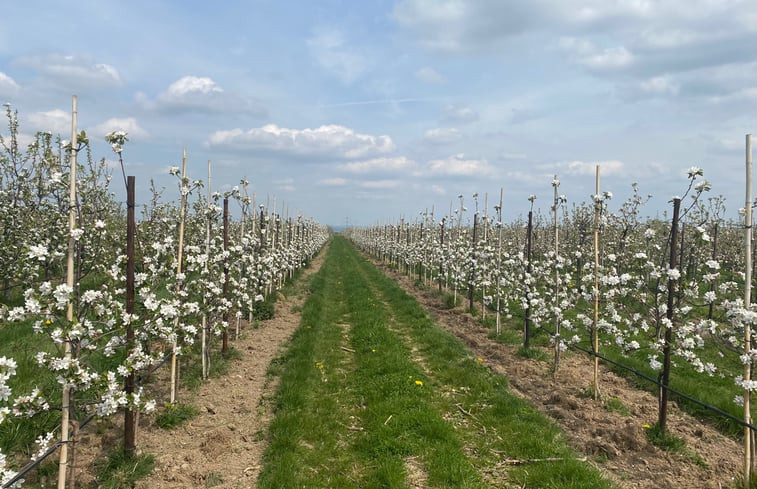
[503,456,588,465]
[455,403,487,434]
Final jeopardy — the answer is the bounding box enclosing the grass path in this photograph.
[259,236,615,488]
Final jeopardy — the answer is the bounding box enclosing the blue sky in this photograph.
[1,0,755,226]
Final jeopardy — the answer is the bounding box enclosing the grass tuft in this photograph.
[154,402,198,429]
[95,446,155,489]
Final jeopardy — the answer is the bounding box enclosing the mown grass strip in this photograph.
[347,238,616,488]
[258,243,358,488]
[339,240,485,488]
[260,236,616,488]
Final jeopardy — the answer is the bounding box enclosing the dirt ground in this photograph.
[134,250,326,489]
[54,248,326,489]
[381,264,743,489]
[56,245,743,488]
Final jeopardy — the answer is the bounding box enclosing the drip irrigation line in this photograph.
[2,351,173,488]
[569,342,757,433]
[532,320,757,432]
[2,413,95,488]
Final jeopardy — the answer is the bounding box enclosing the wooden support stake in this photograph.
[58,95,78,489]
[124,176,137,457]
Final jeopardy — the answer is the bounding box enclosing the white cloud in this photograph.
[549,160,625,176]
[0,72,19,94]
[165,76,223,97]
[639,75,679,95]
[274,178,296,192]
[318,177,348,186]
[415,66,446,84]
[582,46,634,70]
[18,54,121,88]
[208,124,395,159]
[0,131,34,149]
[442,104,478,124]
[26,109,69,135]
[359,179,401,189]
[638,29,701,49]
[140,76,266,116]
[307,28,367,84]
[425,153,494,177]
[341,156,413,174]
[431,184,446,195]
[393,0,539,51]
[88,117,148,139]
[423,127,461,144]
[560,38,634,71]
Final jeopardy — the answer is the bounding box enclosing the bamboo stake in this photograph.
[170,151,188,404]
[237,180,249,337]
[593,165,601,400]
[482,193,488,321]
[201,160,212,380]
[744,133,753,487]
[495,188,503,335]
[58,94,78,489]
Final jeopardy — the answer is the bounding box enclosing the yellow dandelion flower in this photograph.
[642,423,651,429]
[415,380,424,386]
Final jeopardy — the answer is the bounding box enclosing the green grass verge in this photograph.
[259,236,616,488]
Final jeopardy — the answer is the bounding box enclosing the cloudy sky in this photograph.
[1,0,755,226]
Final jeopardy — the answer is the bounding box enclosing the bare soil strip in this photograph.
[128,249,326,489]
[378,264,741,489]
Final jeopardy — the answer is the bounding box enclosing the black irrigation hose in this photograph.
[2,412,96,488]
[381,251,757,434]
[569,342,757,433]
[2,352,174,488]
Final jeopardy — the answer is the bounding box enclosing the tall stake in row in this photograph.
[524,209,533,350]
[744,133,753,487]
[495,188,503,335]
[552,175,561,371]
[201,161,212,380]
[592,166,601,400]
[124,176,137,457]
[468,212,477,314]
[170,151,188,404]
[221,197,229,355]
[58,95,78,489]
[658,197,681,433]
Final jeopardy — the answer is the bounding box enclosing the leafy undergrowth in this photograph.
[259,236,616,488]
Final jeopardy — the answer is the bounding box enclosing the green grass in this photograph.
[94,446,155,489]
[645,423,707,468]
[457,277,755,439]
[0,319,61,456]
[601,341,751,437]
[180,346,241,391]
[604,397,631,416]
[259,236,616,488]
[205,471,224,487]
[154,402,199,429]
